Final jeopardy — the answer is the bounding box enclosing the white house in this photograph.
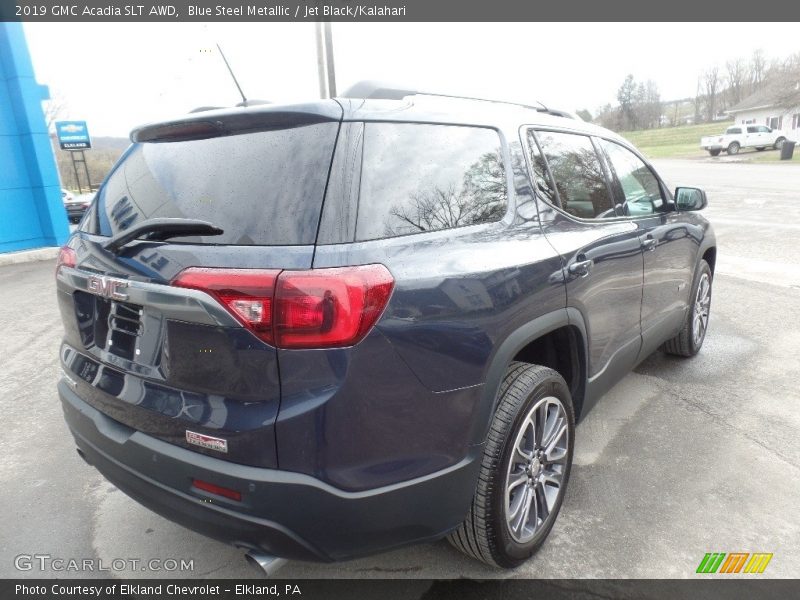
[727,79,800,142]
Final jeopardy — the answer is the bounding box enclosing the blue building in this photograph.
[0,22,69,253]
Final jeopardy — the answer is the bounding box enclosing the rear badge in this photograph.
[186,430,228,453]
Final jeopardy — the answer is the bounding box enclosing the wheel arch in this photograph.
[702,246,717,274]
[471,309,588,446]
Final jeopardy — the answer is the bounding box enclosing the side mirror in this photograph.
[675,187,707,211]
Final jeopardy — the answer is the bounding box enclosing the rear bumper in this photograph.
[59,380,482,562]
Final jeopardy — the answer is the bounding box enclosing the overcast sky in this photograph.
[22,22,800,137]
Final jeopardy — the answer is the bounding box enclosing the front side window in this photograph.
[534,131,615,219]
[599,140,665,217]
[355,123,508,241]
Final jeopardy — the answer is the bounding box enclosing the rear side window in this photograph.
[355,123,508,241]
[727,127,742,134]
[87,123,339,245]
[535,131,615,219]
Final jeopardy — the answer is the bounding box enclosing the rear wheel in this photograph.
[708,149,721,157]
[663,260,712,357]
[448,362,574,568]
[726,142,740,155]
[756,147,766,151]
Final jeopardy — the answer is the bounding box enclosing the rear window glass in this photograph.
[355,123,508,241]
[86,123,338,245]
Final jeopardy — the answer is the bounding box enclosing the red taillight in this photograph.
[275,265,395,349]
[56,246,77,270]
[172,268,279,340]
[192,478,242,502]
[171,265,394,349]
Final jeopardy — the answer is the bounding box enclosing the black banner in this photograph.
[3,0,800,22]
[3,579,800,600]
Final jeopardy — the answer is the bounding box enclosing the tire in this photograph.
[726,142,740,155]
[708,149,721,157]
[447,362,575,568]
[663,259,712,357]
[774,137,786,150]
[756,147,766,151]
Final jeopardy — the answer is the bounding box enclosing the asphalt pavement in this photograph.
[1,159,798,579]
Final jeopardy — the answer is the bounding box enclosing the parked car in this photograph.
[55,83,716,572]
[701,125,787,156]
[62,189,91,223]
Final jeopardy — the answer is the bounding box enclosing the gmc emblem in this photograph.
[86,275,129,301]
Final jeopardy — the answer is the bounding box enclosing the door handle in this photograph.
[568,259,593,277]
[641,236,657,251]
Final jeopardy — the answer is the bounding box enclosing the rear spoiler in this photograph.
[131,102,342,143]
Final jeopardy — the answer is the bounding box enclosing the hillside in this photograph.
[620,122,732,159]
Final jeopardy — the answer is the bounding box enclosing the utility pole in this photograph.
[315,22,337,98]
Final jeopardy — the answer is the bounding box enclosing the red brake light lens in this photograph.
[171,265,394,349]
[275,265,395,349]
[172,268,280,342]
[56,246,77,270]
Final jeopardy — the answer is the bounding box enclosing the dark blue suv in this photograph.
[56,84,716,570]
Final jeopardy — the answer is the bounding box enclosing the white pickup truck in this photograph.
[701,125,787,156]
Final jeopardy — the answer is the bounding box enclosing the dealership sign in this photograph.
[55,120,91,150]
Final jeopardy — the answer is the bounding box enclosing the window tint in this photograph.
[727,127,742,134]
[85,123,339,245]
[535,131,615,219]
[599,140,665,217]
[758,126,771,133]
[355,123,507,241]
[747,126,758,133]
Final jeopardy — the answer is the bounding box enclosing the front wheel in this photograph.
[448,362,574,568]
[726,142,740,155]
[663,260,712,357]
[774,137,786,150]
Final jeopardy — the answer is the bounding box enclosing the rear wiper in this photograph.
[103,218,224,254]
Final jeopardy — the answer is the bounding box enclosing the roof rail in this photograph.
[339,80,575,119]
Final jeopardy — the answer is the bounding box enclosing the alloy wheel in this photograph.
[693,273,711,346]
[505,396,569,543]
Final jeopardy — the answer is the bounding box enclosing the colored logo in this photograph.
[696,552,773,574]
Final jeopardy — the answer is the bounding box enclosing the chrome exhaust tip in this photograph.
[245,551,288,578]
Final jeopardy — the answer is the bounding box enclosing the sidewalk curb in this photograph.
[0,247,60,266]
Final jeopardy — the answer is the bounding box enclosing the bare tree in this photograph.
[749,49,767,94]
[42,94,68,132]
[617,74,637,130]
[384,150,507,236]
[726,58,747,106]
[693,77,703,125]
[702,67,723,122]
